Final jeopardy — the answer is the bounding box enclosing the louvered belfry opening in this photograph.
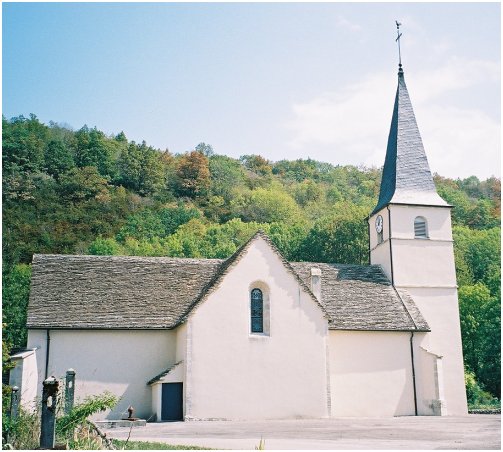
[250,288,264,333]
[414,216,428,238]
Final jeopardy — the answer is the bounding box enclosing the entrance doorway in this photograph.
[161,382,183,421]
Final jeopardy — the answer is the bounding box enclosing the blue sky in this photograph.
[3,2,501,179]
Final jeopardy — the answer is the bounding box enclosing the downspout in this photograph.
[44,329,51,379]
[410,332,418,415]
[386,206,394,285]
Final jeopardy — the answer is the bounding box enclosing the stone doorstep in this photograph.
[95,419,147,429]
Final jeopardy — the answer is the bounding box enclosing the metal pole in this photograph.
[10,386,20,420]
[40,377,59,449]
[65,368,76,415]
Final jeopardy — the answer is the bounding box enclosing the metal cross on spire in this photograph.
[395,20,403,72]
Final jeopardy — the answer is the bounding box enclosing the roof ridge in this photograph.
[33,253,224,263]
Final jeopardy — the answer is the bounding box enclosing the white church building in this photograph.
[17,62,468,421]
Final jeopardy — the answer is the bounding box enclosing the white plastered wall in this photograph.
[9,350,39,410]
[387,205,456,287]
[369,208,392,279]
[413,333,446,416]
[187,236,329,420]
[25,329,47,405]
[370,204,467,415]
[27,329,176,419]
[329,330,415,417]
[407,288,467,415]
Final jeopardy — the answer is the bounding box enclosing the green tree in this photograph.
[240,154,272,176]
[239,187,303,225]
[293,179,323,206]
[298,202,369,264]
[453,226,501,293]
[88,237,124,255]
[209,154,246,201]
[458,283,501,398]
[272,158,319,182]
[267,221,309,261]
[2,114,49,174]
[58,167,109,202]
[117,141,164,195]
[44,139,75,177]
[195,142,214,157]
[74,127,117,178]
[158,204,202,236]
[116,205,202,242]
[2,264,32,348]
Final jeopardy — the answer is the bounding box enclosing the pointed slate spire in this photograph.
[371,66,449,215]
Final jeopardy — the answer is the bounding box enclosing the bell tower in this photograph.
[368,58,467,415]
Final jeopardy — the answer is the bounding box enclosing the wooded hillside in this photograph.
[2,114,500,401]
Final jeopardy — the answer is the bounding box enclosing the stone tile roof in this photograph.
[27,233,429,332]
[372,69,449,215]
[290,262,429,331]
[27,254,222,329]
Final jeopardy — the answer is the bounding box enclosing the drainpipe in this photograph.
[410,332,418,416]
[44,329,51,379]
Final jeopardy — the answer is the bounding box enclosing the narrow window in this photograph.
[250,288,263,333]
[377,230,383,244]
[414,216,428,238]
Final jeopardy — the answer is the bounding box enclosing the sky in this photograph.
[2,1,501,179]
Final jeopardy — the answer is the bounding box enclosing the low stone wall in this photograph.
[468,408,501,414]
[95,419,147,428]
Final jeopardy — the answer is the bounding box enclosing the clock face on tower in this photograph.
[375,215,383,233]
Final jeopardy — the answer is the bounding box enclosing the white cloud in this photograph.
[284,58,500,179]
[335,16,362,33]
[418,105,500,180]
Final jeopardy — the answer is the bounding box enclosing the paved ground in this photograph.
[104,415,501,450]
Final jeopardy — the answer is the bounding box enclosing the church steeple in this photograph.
[371,65,449,216]
[368,31,469,417]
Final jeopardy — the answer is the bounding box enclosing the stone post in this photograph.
[65,368,76,415]
[10,386,20,420]
[40,377,59,449]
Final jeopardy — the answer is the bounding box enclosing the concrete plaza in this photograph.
[103,414,501,450]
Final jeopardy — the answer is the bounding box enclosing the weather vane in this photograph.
[395,20,403,69]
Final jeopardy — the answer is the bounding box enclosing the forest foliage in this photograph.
[2,114,501,400]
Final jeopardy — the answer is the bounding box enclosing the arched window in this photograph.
[414,216,428,238]
[250,288,263,333]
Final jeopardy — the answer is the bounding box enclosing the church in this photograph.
[16,61,468,421]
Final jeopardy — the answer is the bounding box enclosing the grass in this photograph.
[112,439,213,450]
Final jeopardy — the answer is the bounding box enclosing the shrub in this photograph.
[465,368,500,408]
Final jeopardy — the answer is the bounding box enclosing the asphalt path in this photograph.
[103,415,500,450]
